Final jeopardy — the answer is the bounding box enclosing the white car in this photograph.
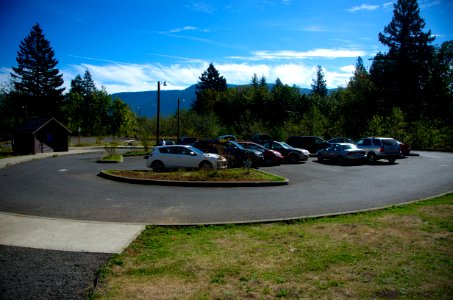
[146,145,227,171]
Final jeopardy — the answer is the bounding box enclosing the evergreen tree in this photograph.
[196,63,227,94]
[259,75,267,88]
[70,74,84,96]
[82,70,96,96]
[11,23,65,118]
[425,41,453,122]
[372,0,435,120]
[251,73,259,89]
[65,70,111,136]
[193,63,227,114]
[311,65,328,97]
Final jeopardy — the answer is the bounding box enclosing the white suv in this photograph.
[356,137,401,163]
[146,145,227,171]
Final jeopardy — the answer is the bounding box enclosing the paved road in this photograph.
[1,150,452,299]
[1,151,452,224]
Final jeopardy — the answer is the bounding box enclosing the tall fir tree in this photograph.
[11,23,65,119]
[371,0,435,120]
[82,70,96,96]
[193,63,227,114]
[311,65,328,97]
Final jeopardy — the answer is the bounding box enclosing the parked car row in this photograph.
[146,135,410,171]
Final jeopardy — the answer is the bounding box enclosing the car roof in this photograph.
[156,144,190,148]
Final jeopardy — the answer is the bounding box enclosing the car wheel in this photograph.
[151,160,165,172]
[367,153,377,163]
[199,161,213,170]
[317,154,324,162]
[289,154,299,163]
[388,158,396,163]
[338,156,345,165]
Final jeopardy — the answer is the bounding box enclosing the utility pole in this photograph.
[156,81,166,145]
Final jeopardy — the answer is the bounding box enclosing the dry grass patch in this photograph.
[107,168,286,182]
[93,195,453,299]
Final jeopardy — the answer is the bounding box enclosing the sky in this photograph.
[1,0,452,94]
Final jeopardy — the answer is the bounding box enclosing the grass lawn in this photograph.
[93,194,453,299]
[107,168,286,182]
[98,154,123,163]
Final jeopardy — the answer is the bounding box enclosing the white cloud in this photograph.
[383,2,395,9]
[185,2,216,13]
[419,0,441,9]
[231,49,366,61]
[62,62,206,93]
[0,67,12,84]
[169,26,198,33]
[348,4,380,12]
[166,26,209,34]
[58,60,355,94]
[340,65,355,73]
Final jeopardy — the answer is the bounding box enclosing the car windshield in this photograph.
[229,141,245,150]
[280,142,294,149]
[188,146,205,155]
[252,144,265,151]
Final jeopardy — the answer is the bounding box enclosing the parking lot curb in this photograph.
[98,170,289,187]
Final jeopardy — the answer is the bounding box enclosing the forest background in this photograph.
[0,0,451,151]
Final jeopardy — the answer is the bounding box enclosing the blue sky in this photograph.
[1,0,452,94]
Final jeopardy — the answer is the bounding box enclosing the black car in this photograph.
[178,137,198,146]
[286,136,330,155]
[194,140,263,168]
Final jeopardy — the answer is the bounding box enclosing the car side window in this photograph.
[178,147,192,155]
[166,147,178,154]
[273,143,282,149]
[372,139,381,146]
[362,139,371,146]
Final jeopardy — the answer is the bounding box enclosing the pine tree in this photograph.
[372,0,435,120]
[82,70,96,96]
[195,63,227,96]
[311,65,328,97]
[193,63,227,114]
[70,74,84,95]
[11,23,65,118]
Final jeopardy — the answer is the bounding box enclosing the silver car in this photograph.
[146,145,227,171]
[356,137,401,163]
[316,143,366,164]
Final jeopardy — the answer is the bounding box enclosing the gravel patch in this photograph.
[0,245,111,299]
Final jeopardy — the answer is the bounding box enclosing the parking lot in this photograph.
[0,150,452,224]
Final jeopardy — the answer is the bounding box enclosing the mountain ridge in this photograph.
[112,85,326,117]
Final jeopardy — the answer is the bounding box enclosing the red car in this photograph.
[238,141,284,166]
[396,140,411,156]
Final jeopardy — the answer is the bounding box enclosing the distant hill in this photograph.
[112,85,334,117]
[112,85,197,118]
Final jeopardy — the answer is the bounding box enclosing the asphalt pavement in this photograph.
[0,147,452,298]
[0,147,146,299]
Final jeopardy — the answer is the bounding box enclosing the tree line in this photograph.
[0,0,452,151]
[181,0,452,150]
[0,23,137,141]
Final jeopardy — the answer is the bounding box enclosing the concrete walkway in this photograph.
[0,212,145,254]
[0,147,145,254]
[0,147,104,169]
